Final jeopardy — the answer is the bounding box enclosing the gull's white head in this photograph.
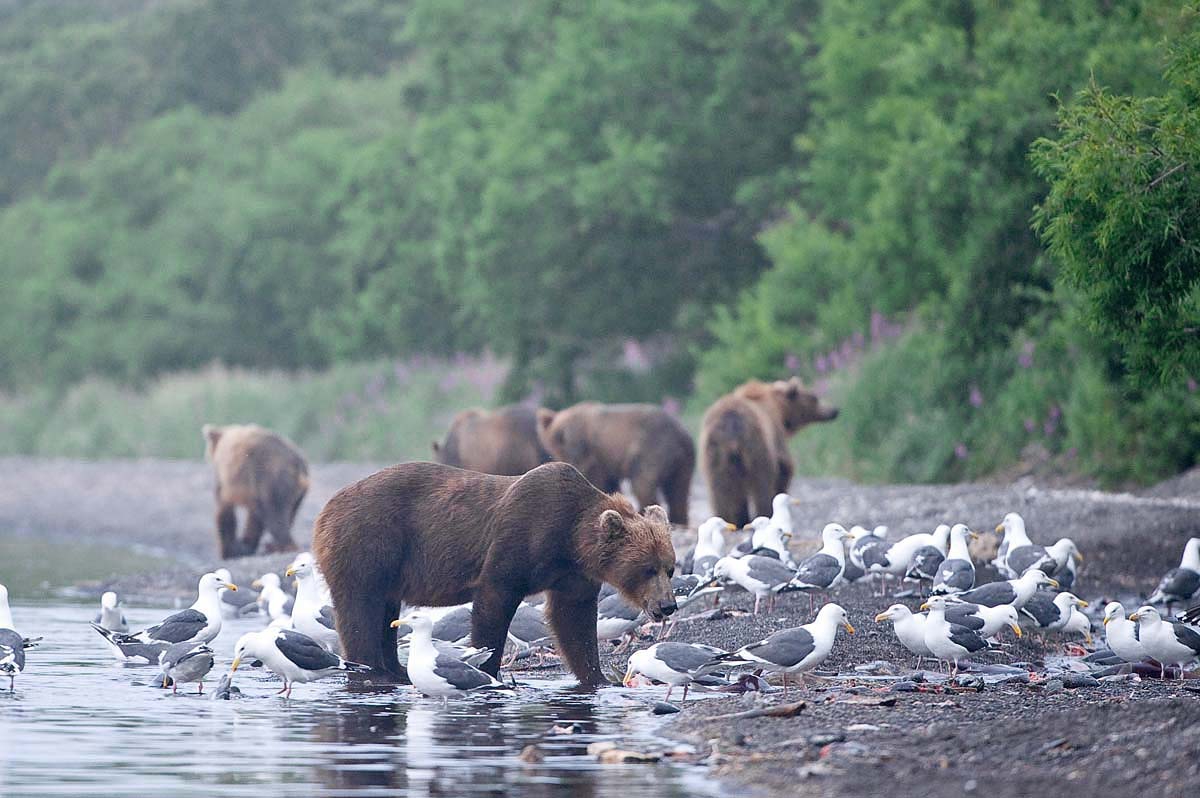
[1054,592,1088,611]
[874,603,913,623]
[996,512,1026,537]
[1049,538,1083,563]
[995,605,1023,637]
[920,596,951,613]
[711,557,738,583]
[1103,601,1126,626]
[698,516,736,543]
[101,591,119,610]
[391,613,433,634]
[200,571,237,595]
[253,572,282,591]
[215,568,233,583]
[1128,605,1162,625]
[230,630,268,672]
[821,524,850,546]
[623,648,655,686]
[815,603,855,634]
[286,552,316,580]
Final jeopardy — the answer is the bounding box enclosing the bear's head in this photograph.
[770,377,838,433]
[202,424,224,461]
[536,407,591,465]
[593,502,678,622]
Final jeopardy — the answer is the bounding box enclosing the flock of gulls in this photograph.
[2,495,1200,703]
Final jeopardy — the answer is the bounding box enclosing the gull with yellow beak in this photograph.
[930,524,979,595]
[393,613,509,700]
[874,604,933,669]
[1101,601,1146,664]
[1044,538,1083,591]
[91,572,234,661]
[286,555,340,653]
[1020,592,1089,634]
[691,516,737,578]
[623,642,728,702]
[954,570,1058,609]
[1128,605,1200,679]
[231,628,369,698]
[921,596,992,675]
[709,603,854,694]
[943,602,1023,641]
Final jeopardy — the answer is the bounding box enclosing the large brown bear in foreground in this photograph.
[203,423,310,559]
[312,461,677,685]
[699,378,838,526]
[536,402,694,525]
[431,404,550,475]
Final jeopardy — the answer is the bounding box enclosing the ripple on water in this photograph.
[0,606,724,797]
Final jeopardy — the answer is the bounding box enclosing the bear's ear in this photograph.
[599,509,625,540]
[536,408,556,431]
[641,505,669,525]
[431,440,440,454]
[202,424,222,447]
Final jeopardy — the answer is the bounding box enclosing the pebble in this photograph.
[890,681,918,693]
[808,732,846,746]
[652,701,681,715]
[1043,679,1065,694]
[1062,674,1100,689]
[954,674,986,691]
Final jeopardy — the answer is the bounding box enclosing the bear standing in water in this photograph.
[203,424,310,559]
[312,461,677,686]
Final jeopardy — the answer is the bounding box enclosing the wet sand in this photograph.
[1,456,1199,796]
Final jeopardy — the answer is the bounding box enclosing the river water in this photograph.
[0,603,721,798]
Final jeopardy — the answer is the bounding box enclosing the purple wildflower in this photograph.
[954,443,969,460]
[785,353,801,371]
[968,385,983,408]
[1023,418,1036,434]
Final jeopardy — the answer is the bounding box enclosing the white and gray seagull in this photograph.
[286,554,339,652]
[93,591,128,632]
[393,614,509,701]
[1102,601,1146,665]
[953,570,1058,609]
[1148,537,1200,608]
[91,572,234,662]
[920,596,991,675]
[930,524,977,595]
[785,524,851,611]
[232,628,369,698]
[623,642,728,702]
[710,603,855,694]
[1128,605,1200,679]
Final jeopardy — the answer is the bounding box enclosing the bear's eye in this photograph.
[644,566,657,579]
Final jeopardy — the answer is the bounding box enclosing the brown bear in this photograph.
[431,404,551,475]
[311,461,677,686]
[699,377,838,527]
[203,423,310,559]
[535,402,694,525]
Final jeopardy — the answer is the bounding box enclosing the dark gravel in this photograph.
[2,456,1200,796]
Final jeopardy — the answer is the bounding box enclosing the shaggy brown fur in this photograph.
[699,378,838,526]
[202,424,310,559]
[311,461,677,686]
[535,402,695,525]
[432,404,550,476]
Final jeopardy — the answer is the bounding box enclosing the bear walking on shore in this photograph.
[312,461,677,686]
[432,405,550,476]
[203,423,310,559]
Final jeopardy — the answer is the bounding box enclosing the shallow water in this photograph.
[0,604,720,798]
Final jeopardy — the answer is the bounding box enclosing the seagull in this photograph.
[709,554,797,615]
[0,584,33,692]
[953,570,1058,608]
[1102,601,1146,664]
[214,568,257,618]
[1128,605,1200,679]
[596,591,645,649]
[769,492,801,537]
[847,526,890,589]
[505,603,554,664]
[1044,538,1083,591]
[253,573,295,623]
[232,628,370,698]
[690,517,735,577]
[880,524,948,580]
[623,642,728,702]
[286,556,339,652]
[995,512,1055,577]
[92,572,234,662]
[920,596,991,675]
[943,602,1023,640]
[931,524,977,595]
[904,525,953,593]
[785,524,851,611]
[1148,537,1200,608]
[93,591,128,632]
[743,515,795,566]
[393,614,508,701]
[159,642,215,694]
[1061,603,1093,646]
[710,603,854,694]
[874,604,933,668]
[1020,591,1088,633]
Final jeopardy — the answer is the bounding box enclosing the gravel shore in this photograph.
[1,456,1198,796]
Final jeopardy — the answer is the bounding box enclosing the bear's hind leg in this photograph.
[545,586,605,687]
[337,591,406,681]
[240,510,266,556]
[661,462,692,526]
[215,503,240,559]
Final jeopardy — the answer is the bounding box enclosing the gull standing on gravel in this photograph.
[847,526,890,588]
[943,602,1023,640]
[874,604,933,668]
[785,524,851,611]
[904,525,953,591]
[708,554,798,615]
[743,515,795,567]
[712,603,855,694]
[393,614,508,701]
[91,572,235,662]
[623,642,728,702]
[921,596,991,675]
[1128,606,1200,679]
[995,513,1055,577]
[691,517,735,577]
[953,570,1058,608]
[1148,538,1200,608]
[159,642,215,694]
[232,628,369,698]
[1044,538,1083,591]
[1102,601,1146,664]
[93,591,128,632]
[931,524,977,595]
[1020,592,1088,633]
[286,554,339,652]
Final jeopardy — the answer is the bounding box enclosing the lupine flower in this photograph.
[1023,418,1036,434]
[785,353,800,371]
[954,443,969,459]
[969,385,983,408]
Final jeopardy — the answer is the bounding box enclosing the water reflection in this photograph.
[0,606,719,797]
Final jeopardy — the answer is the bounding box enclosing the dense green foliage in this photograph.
[1034,23,1200,384]
[2,0,1198,484]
